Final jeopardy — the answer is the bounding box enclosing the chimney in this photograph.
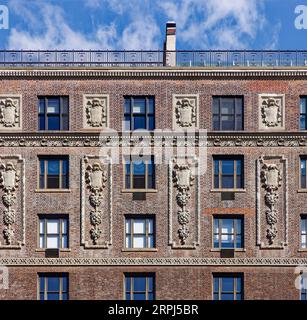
[163,21,176,67]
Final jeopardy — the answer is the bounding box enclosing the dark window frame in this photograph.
[124,273,155,300]
[300,96,307,130]
[38,156,69,190]
[301,214,307,249]
[212,96,244,131]
[38,273,69,301]
[38,96,69,131]
[213,216,244,249]
[125,215,155,249]
[213,155,244,190]
[213,273,244,301]
[300,156,307,189]
[38,215,69,249]
[124,96,155,131]
[124,155,155,190]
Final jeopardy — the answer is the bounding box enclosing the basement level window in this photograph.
[124,273,155,300]
[213,274,243,300]
[38,273,68,301]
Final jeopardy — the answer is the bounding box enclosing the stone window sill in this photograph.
[210,248,246,252]
[210,189,246,193]
[35,248,71,252]
[298,249,307,252]
[297,189,307,193]
[35,189,71,193]
[121,248,158,252]
[121,189,158,193]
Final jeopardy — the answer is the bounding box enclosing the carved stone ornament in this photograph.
[0,162,20,245]
[173,95,198,129]
[0,96,22,130]
[172,159,194,244]
[85,162,107,244]
[259,94,285,131]
[83,95,109,128]
[261,163,282,245]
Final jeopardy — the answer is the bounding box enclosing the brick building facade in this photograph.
[0,23,307,300]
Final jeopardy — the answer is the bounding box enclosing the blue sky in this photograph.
[0,0,306,50]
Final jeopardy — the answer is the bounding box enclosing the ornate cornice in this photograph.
[0,132,306,148]
[0,68,307,79]
[0,257,307,266]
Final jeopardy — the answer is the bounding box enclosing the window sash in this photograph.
[38,97,69,131]
[301,217,307,248]
[214,218,243,249]
[39,218,68,249]
[300,158,307,189]
[125,218,154,249]
[213,276,242,301]
[39,158,69,189]
[39,274,68,301]
[124,97,155,130]
[125,275,154,300]
[213,97,243,131]
[214,158,243,190]
[300,97,307,130]
[125,156,155,190]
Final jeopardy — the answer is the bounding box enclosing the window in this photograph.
[213,217,243,249]
[301,275,307,300]
[125,156,155,190]
[39,96,69,131]
[39,157,69,189]
[213,274,243,300]
[125,273,155,300]
[300,157,307,189]
[38,273,68,300]
[124,97,155,130]
[39,216,68,249]
[213,96,243,131]
[301,216,307,249]
[300,97,307,130]
[125,216,155,249]
[213,156,244,190]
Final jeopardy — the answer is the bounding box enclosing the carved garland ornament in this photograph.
[261,163,282,245]
[0,98,19,128]
[175,98,196,127]
[0,162,20,244]
[172,159,194,244]
[261,97,282,127]
[85,162,107,244]
[85,97,107,127]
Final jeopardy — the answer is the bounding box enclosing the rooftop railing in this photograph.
[0,50,306,67]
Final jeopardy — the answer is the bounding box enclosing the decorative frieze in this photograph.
[0,257,307,266]
[173,94,198,129]
[169,156,200,249]
[1,133,307,148]
[257,156,288,249]
[259,94,285,131]
[83,95,109,129]
[0,95,22,130]
[0,155,25,248]
[81,155,112,248]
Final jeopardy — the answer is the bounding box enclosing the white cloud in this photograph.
[158,0,275,49]
[7,0,160,50]
[120,17,161,50]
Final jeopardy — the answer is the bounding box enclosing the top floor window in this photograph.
[39,96,69,131]
[124,97,155,131]
[300,97,307,130]
[213,96,243,131]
